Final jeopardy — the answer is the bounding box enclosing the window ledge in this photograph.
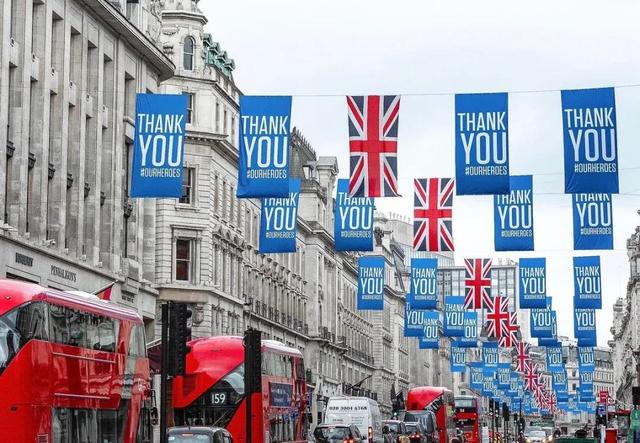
[175,203,199,212]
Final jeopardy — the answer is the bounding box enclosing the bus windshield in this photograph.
[0,302,47,373]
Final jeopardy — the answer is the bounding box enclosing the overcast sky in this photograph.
[201,0,640,346]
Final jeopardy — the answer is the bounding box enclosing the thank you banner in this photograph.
[546,346,564,373]
[572,194,613,250]
[407,258,438,309]
[357,256,385,310]
[469,362,483,390]
[482,341,499,371]
[455,92,510,195]
[457,312,478,347]
[444,296,465,337]
[561,87,619,193]
[419,311,439,349]
[404,304,428,337]
[131,94,187,197]
[578,347,595,372]
[574,308,597,341]
[450,343,467,372]
[573,256,602,309]
[519,258,546,308]
[259,179,300,253]
[494,175,534,251]
[335,179,374,251]
[530,305,554,338]
[238,96,292,197]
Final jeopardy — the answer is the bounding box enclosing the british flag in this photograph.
[499,312,520,347]
[515,340,531,373]
[524,361,539,391]
[485,296,510,338]
[464,258,492,309]
[347,95,400,197]
[413,178,455,252]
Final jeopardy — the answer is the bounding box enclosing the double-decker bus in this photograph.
[406,387,456,443]
[454,395,481,443]
[172,335,308,443]
[0,279,153,442]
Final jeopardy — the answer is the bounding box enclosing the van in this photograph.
[324,397,383,443]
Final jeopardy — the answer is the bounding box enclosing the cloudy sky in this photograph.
[201,0,640,346]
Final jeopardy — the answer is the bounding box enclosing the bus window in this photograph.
[128,325,146,357]
[98,318,116,352]
[50,304,70,344]
[0,302,49,373]
[68,310,87,347]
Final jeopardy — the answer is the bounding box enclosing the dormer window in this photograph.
[183,36,195,71]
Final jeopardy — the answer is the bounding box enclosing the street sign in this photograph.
[596,405,605,415]
[599,390,608,403]
[607,397,615,405]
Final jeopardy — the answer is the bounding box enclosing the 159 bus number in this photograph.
[211,392,228,406]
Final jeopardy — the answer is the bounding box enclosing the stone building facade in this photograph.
[0,0,173,330]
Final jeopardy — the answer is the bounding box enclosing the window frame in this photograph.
[175,237,194,283]
[183,92,195,124]
[178,167,195,206]
[183,36,195,71]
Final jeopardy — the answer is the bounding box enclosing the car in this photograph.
[382,420,410,443]
[404,421,429,443]
[314,424,365,443]
[400,411,439,443]
[525,431,548,443]
[167,426,233,443]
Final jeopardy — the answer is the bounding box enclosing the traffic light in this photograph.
[168,302,192,376]
[244,328,262,394]
[502,403,510,421]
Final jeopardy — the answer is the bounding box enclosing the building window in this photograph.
[179,168,194,204]
[183,92,194,124]
[183,36,195,71]
[175,239,193,282]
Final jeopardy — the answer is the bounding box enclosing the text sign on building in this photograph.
[259,179,300,253]
[443,296,466,337]
[407,258,438,309]
[237,96,292,198]
[493,175,534,251]
[131,94,188,197]
[334,179,374,251]
[561,87,619,193]
[519,258,547,308]
[455,92,510,195]
[357,256,385,310]
[572,194,613,250]
[573,256,602,309]
[418,311,439,349]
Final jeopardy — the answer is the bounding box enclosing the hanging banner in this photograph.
[357,256,385,310]
[519,258,547,308]
[508,374,520,398]
[455,92,510,195]
[482,376,496,397]
[407,258,438,309]
[537,312,559,347]
[443,296,466,337]
[493,175,534,251]
[561,87,619,194]
[413,178,455,252]
[458,312,478,347]
[497,363,511,389]
[574,307,597,340]
[572,194,613,250]
[404,304,429,337]
[464,258,492,309]
[450,343,467,372]
[546,346,564,373]
[334,179,374,251]
[552,371,569,398]
[469,362,484,391]
[573,256,602,309]
[482,341,499,372]
[530,306,554,338]
[578,347,595,372]
[237,96,292,198]
[259,179,300,253]
[419,311,440,349]
[347,95,400,197]
[130,94,188,198]
[579,371,594,400]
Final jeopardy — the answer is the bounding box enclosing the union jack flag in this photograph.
[464,258,492,309]
[499,312,520,347]
[413,178,455,252]
[347,95,400,197]
[524,361,539,391]
[515,341,531,373]
[485,296,510,338]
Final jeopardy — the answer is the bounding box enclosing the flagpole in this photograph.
[92,280,117,295]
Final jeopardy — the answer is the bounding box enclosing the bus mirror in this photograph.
[150,407,159,426]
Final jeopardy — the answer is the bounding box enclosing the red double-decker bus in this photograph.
[0,279,153,442]
[406,387,456,443]
[454,395,481,443]
[172,336,308,443]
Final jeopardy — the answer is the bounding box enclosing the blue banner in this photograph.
[482,377,496,397]
[552,371,568,397]
[455,93,510,195]
[450,343,467,372]
[469,362,484,391]
[457,312,478,347]
[334,179,374,251]
[546,346,564,373]
[443,296,466,337]
[572,194,613,250]
[537,311,559,347]
[482,341,499,371]
[579,371,594,399]
[508,375,520,397]
[494,175,534,251]
[404,304,429,337]
[578,347,595,372]
[259,179,300,253]
[497,363,511,389]
[561,87,619,193]
[530,305,554,338]
[270,382,293,407]
[419,311,440,349]
[131,94,188,197]
[519,258,547,308]
[407,258,438,309]
[573,256,602,309]
[357,256,385,310]
[238,96,292,197]
[574,308,597,340]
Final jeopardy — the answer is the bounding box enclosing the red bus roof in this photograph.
[0,279,142,322]
[407,386,453,410]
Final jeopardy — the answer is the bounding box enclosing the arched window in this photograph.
[183,36,195,71]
